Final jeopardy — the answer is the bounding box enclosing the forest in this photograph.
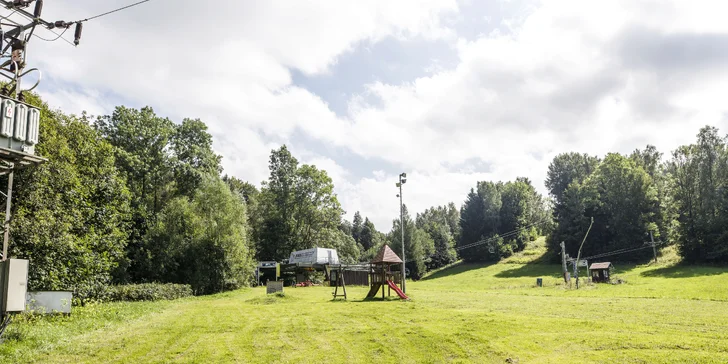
[5,93,728,302]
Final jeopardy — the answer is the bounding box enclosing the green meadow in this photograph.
[2,240,727,363]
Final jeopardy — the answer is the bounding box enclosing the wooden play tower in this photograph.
[367,245,408,300]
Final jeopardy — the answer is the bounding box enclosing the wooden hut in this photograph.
[366,245,408,299]
[589,262,613,283]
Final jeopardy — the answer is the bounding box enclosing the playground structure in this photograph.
[366,245,408,300]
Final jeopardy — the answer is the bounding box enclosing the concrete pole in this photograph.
[2,169,13,261]
[560,241,567,283]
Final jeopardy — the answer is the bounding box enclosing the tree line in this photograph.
[547,126,728,264]
[7,93,727,301]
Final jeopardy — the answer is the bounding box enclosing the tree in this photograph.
[11,101,131,302]
[555,154,658,261]
[445,202,461,242]
[171,118,222,197]
[631,145,676,245]
[416,205,457,268]
[257,146,348,261]
[360,218,387,261]
[352,211,363,244]
[145,177,255,294]
[257,145,299,261]
[388,205,434,279]
[458,188,501,262]
[223,175,261,252]
[546,153,599,206]
[667,127,728,262]
[320,228,361,264]
[359,218,376,251]
[95,106,176,283]
[499,178,542,252]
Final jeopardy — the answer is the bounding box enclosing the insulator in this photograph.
[74,22,83,46]
[33,0,43,18]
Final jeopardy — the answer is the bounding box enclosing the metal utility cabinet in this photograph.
[0,259,29,312]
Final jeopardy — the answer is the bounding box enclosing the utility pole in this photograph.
[560,241,567,283]
[1,164,13,261]
[396,173,407,293]
[648,231,658,264]
[0,1,84,99]
[575,217,594,289]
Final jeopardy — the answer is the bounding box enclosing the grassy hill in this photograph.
[2,239,728,363]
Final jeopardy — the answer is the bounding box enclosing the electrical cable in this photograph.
[76,0,152,23]
[31,26,67,42]
[455,217,551,252]
[582,243,664,261]
[0,9,18,24]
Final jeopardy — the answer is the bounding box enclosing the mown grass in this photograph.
[2,241,728,363]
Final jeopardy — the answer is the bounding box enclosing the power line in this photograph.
[401,217,552,267]
[32,27,68,42]
[582,243,664,261]
[455,218,550,252]
[77,0,152,23]
[0,9,18,24]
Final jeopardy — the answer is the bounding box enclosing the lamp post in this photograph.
[396,173,407,293]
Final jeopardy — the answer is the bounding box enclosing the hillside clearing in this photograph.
[2,244,727,363]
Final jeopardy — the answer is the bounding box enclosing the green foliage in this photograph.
[104,283,193,302]
[545,152,600,206]
[318,228,361,264]
[499,178,546,251]
[10,94,131,303]
[388,205,435,279]
[256,146,352,261]
[145,177,255,294]
[223,175,262,249]
[550,154,659,261]
[458,178,549,262]
[351,211,363,244]
[416,205,458,268]
[667,126,728,262]
[171,118,222,197]
[94,106,176,283]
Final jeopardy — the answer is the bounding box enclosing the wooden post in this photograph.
[341,267,347,300]
[381,265,385,299]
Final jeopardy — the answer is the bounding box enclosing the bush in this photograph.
[105,283,193,302]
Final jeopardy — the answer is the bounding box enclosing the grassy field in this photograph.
[2,239,728,363]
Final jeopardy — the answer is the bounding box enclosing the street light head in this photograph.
[401,178,407,184]
[400,172,407,178]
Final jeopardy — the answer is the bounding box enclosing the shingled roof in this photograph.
[371,244,403,264]
[589,262,612,270]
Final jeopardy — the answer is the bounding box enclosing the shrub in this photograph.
[105,283,193,302]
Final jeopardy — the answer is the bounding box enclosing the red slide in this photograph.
[386,280,409,300]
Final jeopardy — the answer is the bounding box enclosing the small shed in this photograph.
[589,262,613,283]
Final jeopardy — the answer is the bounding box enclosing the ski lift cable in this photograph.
[76,0,153,23]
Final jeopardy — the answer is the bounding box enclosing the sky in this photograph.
[10,0,728,230]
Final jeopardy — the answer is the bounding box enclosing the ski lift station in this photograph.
[288,247,340,265]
